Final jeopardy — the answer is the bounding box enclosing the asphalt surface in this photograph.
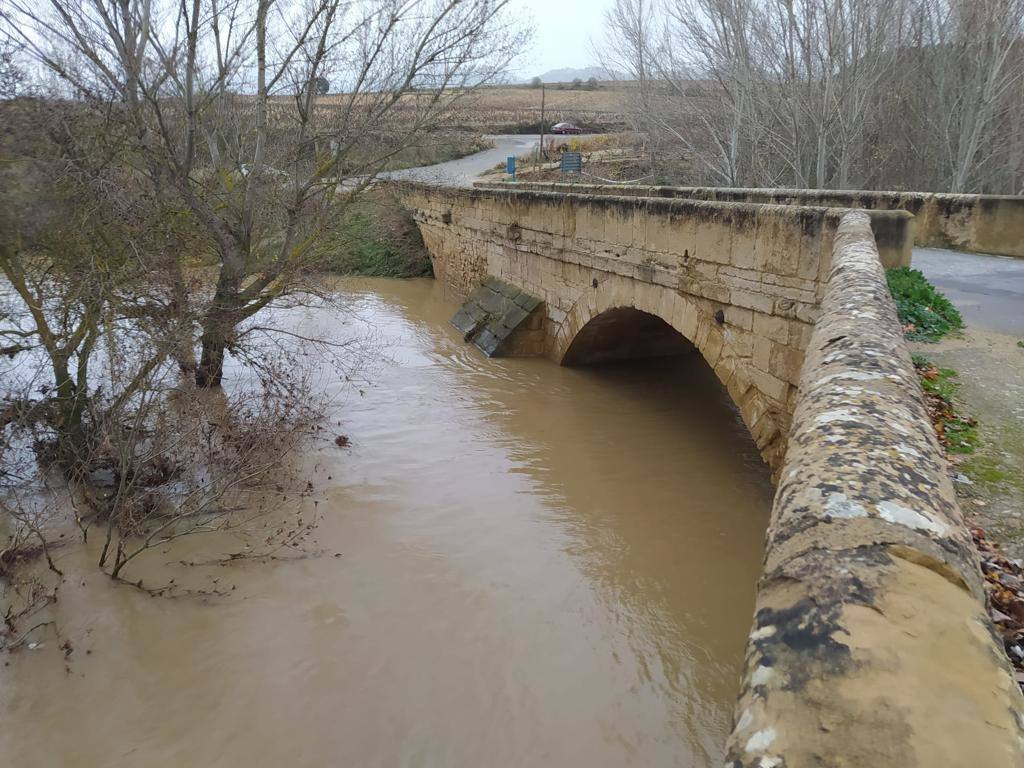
[913,247,1024,337]
[382,134,541,186]
[382,134,602,187]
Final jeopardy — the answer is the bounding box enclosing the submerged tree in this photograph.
[2,0,528,386]
[0,106,339,602]
[1,0,474,617]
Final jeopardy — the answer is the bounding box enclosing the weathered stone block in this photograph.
[749,366,789,404]
[753,208,802,278]
[753,312,791,344]
[703,326,725,367]
[713,353,737,389]
[693,216,733,264]
[730,289,775,315]
[769,341,803,386]
[752,335,773,372]
[723,306,753,331]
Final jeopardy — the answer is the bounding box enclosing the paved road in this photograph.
[383,133,601,187]
[913,248,1024,337]
[382,134,541,186]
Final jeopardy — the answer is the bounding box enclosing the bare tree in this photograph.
[603,0,1024,193]
[918,0,1024,191]
[2,0,527,386]
[0,90,361,614]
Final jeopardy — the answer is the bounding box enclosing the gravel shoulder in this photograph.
[913,327,1024,557]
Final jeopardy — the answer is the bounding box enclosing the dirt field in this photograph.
[313,82,632,133]
[451,83,631,132]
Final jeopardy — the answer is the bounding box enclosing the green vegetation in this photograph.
[911,354,979,454]
[317,191,433,278]
[886,267,964,341]
[963,454,1011,485]
[1018,339,1024,348]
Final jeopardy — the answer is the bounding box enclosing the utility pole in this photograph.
[538,82,546,168]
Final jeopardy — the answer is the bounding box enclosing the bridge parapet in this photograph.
[478,180,1023,259]
[726,211,1024,766]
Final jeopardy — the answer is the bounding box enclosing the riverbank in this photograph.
[317,190,433,278]
[910,328,1024,555]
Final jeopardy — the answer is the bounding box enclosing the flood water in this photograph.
[1,278,772,767]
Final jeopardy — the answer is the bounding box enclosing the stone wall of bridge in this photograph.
[725,211,1024,766]
[399,182,914,472]
[479,181,1024,259]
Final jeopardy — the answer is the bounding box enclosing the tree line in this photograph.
[603,0,1024,193]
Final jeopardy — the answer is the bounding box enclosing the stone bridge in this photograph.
[396,181,1024,765]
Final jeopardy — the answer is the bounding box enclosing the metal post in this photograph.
[538,83,545,167]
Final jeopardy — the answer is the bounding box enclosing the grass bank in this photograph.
[316,190,432,278]
[886,267,975,452]
[911,354,979,455]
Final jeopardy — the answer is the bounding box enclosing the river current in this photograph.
[1,277,771,767]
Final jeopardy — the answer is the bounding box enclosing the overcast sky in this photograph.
[509,0,616,79]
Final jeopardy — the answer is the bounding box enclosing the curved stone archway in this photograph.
[560,307,695,365]
[551,275,787,471]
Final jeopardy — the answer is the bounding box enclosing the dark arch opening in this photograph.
[561,307,696,366]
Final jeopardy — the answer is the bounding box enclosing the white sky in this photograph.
[508,0,615,79]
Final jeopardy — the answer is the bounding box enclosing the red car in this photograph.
[550,121,584,135]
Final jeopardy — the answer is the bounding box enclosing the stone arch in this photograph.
[551,275,787,471]
[561,307,695,365]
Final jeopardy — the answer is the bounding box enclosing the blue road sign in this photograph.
[561,152,582,176]
[506,155,516,181]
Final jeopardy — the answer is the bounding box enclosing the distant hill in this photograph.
[528,66,625,84]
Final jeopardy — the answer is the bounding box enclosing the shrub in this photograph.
[886,267,963,341]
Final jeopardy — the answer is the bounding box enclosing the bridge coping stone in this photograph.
[478,180,1024,260]
[725,211,1024,767]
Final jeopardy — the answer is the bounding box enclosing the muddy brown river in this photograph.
[1,278,771,767]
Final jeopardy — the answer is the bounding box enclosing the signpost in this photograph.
[560,152,582,180]
[506,155,516,182]
[538,83,546,168]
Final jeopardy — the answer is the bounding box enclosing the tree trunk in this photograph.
[196,299,234,389]
[196,330,227,388]
[52,360,89,470]
[196,243,245,388]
